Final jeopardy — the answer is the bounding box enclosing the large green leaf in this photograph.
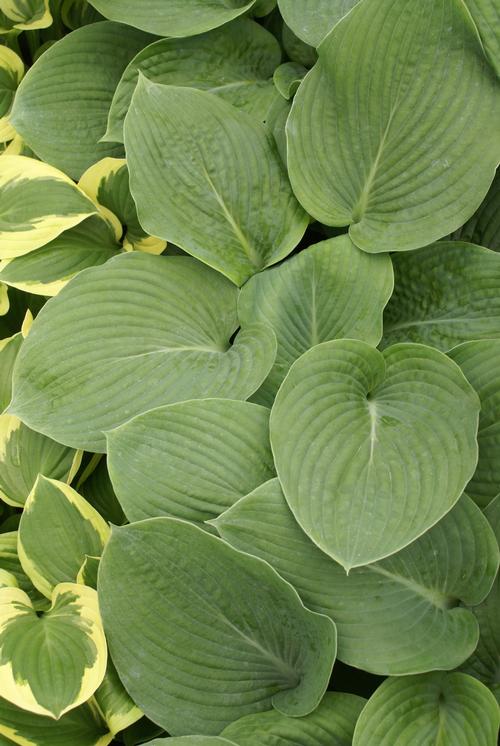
[465,0,500,75]
[382,242,500,350]
[124,80,307,286]
[352,672,500,745]
[8,253,276,452]
[270,339,480,570]
[455,171,500,250]
[0,583,107,718]
[86,0,258,37]
[277,0,359,46]
[105,19,281,143]
[238,236,393,404]
[107,399,275,523]
[215,480,498,675]
[98,518,336,735]
[221,692,365,745]
[10,22,155,179]
[287,0,500,253]
[449,340,500,507]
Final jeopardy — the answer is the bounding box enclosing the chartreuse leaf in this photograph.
[93,659,142,736]
[0,156,96,259]
[0,48,24,144]
[124,81,308,286]
[0,214,121,297]
[8,253,276,452]
[270,340,480,570]
[238,236,393,404]
[449,340,500,507]
[0,286,7,317]
[107,399,275,523]
[287,0,500,252]
[18,476,110,598]
[78,158,165,254]
[0,697,113,746]
[105,19,281,143]
[215,481,499,675]
[455,171,500,250]
[0,583,107,718]
[352,672,500,745]
[222,693,364,745]
[10,22,155,179]
[465,0,500,75]
[86,0,258,38]
[382,242,500,350]
[278,0,359,46]
[0,0,51,32]
[98,518,336,735]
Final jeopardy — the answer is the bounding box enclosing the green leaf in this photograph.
[352,672,500,745]
[124,80,307,286]
[105,19,281,143]
[149,740,235,746]
[238,236,393,404]
[278,0,359,46]
[0,697,113,746]
[465,0,500,76]
[86,0,258,38]
[449,340,500,507]
[0,156,96,259]
[61,0,104,29]
[0,47,24,144]
[93,659,142,736]
[77,556,100,589]
[215,480,499,675]
[18,476,110,598]
[287,0,500,252]
[79,459,125,526]
[0,532,44,605]
[281,23,317,68]
[0,0,51,32]
[454,171,500,250]
[382,242,500,350]
[10,22,155,179]
[107,399,275,523]
[0,583,107,718]
[273,62,307,100]
[98,518,336,735]
[0,334,21,411]
[8,252,276,452]
[221,691,365,745]
[270,339,480,570]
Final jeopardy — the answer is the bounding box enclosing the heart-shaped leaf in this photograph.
[8,252,276,452]
[98,518,336,735]
[107,399,275,523]
[278,0,359,46]
[215,480,499,675]
[124,80,308,286]
[270,339,480,569]
[287,0,500,252]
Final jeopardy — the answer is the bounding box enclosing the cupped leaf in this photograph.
[273,62,307,100]
[124,80,307,286]
[9,253,276,452]
[449,340,500,507]
[215,481,499,675]
[98,518,336,735]
[0,697,113,746]
[239,236,393,404]
[86,0,258,38]
[107,399,275,523]
[0,583,107,718]
[352,672,500,745]
[0,47,24,144]
[287,0,500,252]
[0,0,51,32]
[93,660,142,736]
[222,691,365,745]
[382,242,500,350]
[465,0,500,75]
[278,0,359,46]
[18,476,110,598]
[455,171,500,250]
[10,22,155,179]
[270,339,480,570]
[0,156,96,259]
[105,19,281,143]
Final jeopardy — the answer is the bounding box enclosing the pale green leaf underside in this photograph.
[287,0,500,252]
[105,19,281,143]
[270,339,480,569]
[124,80,307,286]
[352,672,500,745]
[98,518,336,736]
[382,242,500,350]
[8,253,276,452]
[215,480,499,675]
[278,0,359,46]
[239,235,393,404]
[107,398,275,524]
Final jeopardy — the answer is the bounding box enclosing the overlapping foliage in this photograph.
[0,0,500,744]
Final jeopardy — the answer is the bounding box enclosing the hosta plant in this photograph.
[0,0,500,744]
